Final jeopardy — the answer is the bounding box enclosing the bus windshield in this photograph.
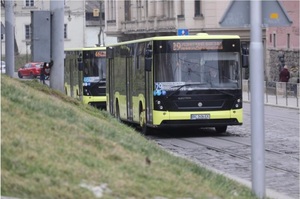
[83,57,106,83]
[154,51,241,90]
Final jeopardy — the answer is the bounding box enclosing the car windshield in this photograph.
[154,51,241,90]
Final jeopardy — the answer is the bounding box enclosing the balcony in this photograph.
[121,17,177,34]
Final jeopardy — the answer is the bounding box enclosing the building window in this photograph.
[86,12,100,21]
[64,24,67,39]
[108,0,116,21]
[180,0,184,16]
[25,0,34,7]
[137,0,142,20]
[25,25,31,40]
[165,0,174,18]
[269,34,272,43]
[273,33,276,48]
[194,0,202,17]
[125,0,131,21]
[145,0,148,18]
[287,33,290,49]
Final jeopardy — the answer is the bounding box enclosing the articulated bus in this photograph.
[106,33,246,134]
[64,47,106,109]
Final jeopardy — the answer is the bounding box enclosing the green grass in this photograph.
[1,75,259,199]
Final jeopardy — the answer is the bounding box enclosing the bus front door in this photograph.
[126,57,133,120]
[108,59,114,114]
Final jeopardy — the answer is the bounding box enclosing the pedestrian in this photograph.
[279,65,290,82]
[40,63,46,84]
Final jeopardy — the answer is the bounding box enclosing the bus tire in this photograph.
[139,109,150,135]
[116,101,121,122]
[215,126,227,133]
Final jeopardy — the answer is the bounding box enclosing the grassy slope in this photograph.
[1,76,258,199]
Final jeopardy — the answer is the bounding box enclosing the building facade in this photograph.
[105,0,254,42]
[265,0,299,82]
[0,0,117,57]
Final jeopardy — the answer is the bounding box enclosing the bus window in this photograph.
[97,58,106,80]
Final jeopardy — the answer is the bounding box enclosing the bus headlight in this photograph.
[84,89,90,95]
[234,98,242,109]
[155,100,164,110]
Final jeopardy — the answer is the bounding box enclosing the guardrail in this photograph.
[243,80,299,108]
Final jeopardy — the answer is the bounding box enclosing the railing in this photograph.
[121,18,176,33]
[243,80,299,108]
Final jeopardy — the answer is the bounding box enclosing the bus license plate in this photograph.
[191,114,210,120]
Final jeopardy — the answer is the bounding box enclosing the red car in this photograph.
[18,62,43,78]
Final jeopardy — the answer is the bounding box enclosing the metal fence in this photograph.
[243,80,299,108]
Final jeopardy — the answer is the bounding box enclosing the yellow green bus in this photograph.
[64,46,106,109]
[106,34,245,134]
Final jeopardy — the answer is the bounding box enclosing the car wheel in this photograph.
[18,71,23,78]
[30,72,35,79]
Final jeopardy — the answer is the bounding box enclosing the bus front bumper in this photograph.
[151,109,243,128]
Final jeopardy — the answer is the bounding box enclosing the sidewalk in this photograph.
[243,91,299,109]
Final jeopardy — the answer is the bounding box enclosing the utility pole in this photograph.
[250,1,265,198]
[50,0,64,92]
[5,0,14,77]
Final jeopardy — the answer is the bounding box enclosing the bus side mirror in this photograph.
[78,54,83,71]
[78,62,83,71]
[241,43,249,68]
[145,49,152,71]
[242,54,249,68]
[107,47,114,59]
[145,58,152,71]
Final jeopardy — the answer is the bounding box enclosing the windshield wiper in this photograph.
[213,89,235,97]
[167,83,207,98]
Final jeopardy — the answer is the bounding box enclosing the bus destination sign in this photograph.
[95,51,106,57]
[172,41,223,51]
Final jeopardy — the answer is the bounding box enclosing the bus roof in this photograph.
[64,46,106,52]
[82,46,106,51]
[106,34,240,47]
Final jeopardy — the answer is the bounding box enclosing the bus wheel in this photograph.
[116,102,121,122]
[215,126,227,133]
[139,110,149,135]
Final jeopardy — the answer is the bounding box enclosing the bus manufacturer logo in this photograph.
[198,102,203,107]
